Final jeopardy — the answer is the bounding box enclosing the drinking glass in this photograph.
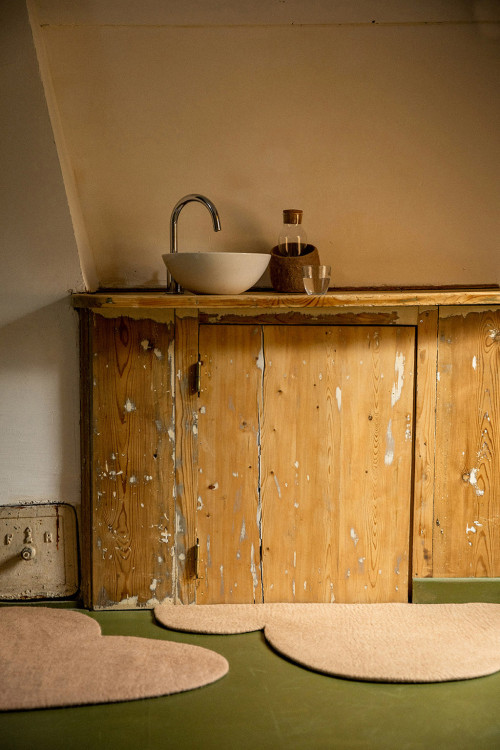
[302,265,331,295]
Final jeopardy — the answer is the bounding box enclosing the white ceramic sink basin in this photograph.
[162,252,270,294]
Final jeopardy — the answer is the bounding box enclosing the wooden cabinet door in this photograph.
[89,314,175,609]
[433,308,500,577]
[196,325,264,603]
[196,324,415,604]
[261,325,415,603]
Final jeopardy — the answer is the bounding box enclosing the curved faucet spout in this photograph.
[168,194,222,293]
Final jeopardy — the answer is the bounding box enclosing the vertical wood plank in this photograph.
[91,315,175,608]
[78,308,93,608]
[434,308,500,576]
[412,307,438,579]
[197,325,263,604]
[174,311,199,604]
[261,325,415,603]
[260,326,340,603]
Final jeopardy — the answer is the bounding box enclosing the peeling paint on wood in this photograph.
[434,308,500,577]
[196,325,263,603]
[90,315,175,608]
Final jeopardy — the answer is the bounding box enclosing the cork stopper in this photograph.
[283,209,303,225]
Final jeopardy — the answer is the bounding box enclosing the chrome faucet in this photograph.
[168,194,222,293]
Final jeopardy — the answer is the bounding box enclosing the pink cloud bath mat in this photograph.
[154,602,500,683]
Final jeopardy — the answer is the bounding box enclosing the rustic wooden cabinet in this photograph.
[74,291,500,609]
[197,324,414,604]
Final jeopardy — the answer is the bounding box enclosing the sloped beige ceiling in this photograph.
[29,1,499,289]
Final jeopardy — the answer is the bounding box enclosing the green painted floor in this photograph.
[2,607,500,750]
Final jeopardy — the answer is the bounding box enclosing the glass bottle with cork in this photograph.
[278,209,307,257]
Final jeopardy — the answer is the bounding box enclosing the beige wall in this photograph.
[30,0,499,289]
[0,1,83,506]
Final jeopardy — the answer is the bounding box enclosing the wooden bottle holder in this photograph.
[269,244,320,293]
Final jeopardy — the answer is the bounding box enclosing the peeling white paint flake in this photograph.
[124,398,136,413]
[177,369,182,380]
[336,386,342,411]
[391,352,405,407]
[153,348,163,360]
[200,405,206,414]
[405,414,412,441]
[472,355,477,371]
[437,372,441,381]
[466,524,477,535]
[197,496,204,510]
[468,467,485,496]
[240,519,247,542]
[274,474,282,498]
[129,475,138,485]
[160,530,171,544]
[141,339,149,350]
[319,372,323,381]
[294,502,299,508]
[232,471,239,478]
[150,578,158,592]
[350,528,359,547]
[294,460,299,469]
[256,347,264,372]
[474,520,483,527]
[385,419,395,466]
[250,544,259,589]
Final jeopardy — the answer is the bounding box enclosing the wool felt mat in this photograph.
[0,607,228,711]
[154,602,500,683]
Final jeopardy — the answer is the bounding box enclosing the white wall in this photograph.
[0,1,84,507]
[30,0,499,289]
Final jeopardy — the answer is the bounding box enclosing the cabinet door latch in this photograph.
[195,356,202,396]
[195,537,202,579]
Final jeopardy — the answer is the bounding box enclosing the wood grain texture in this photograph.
[261,326,415,603]
[72,289,500,311]
[78,309,93,607]
[91,315,174,608]
[174,312,199,603]
[199,309,417,326]
[434,309,500,577]
[197,325,263,603]
[412,308,439,579]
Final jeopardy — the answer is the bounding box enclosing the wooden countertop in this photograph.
[72,288,500,310]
